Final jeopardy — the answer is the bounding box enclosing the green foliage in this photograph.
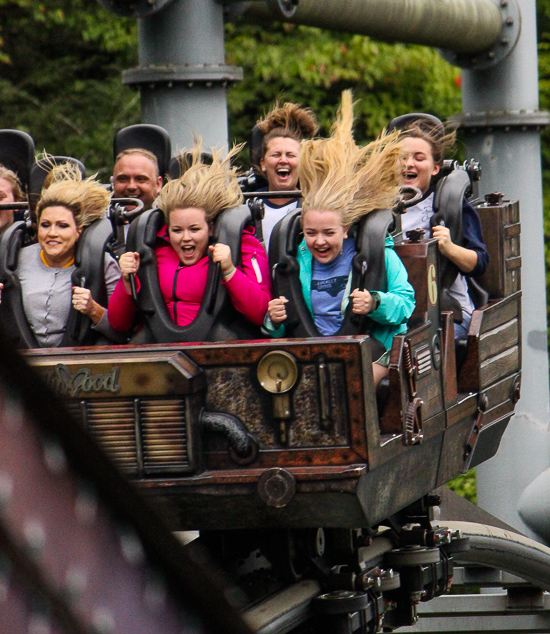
[225,22,461,146]
[0,7,463,176]
[0,0,139,175]
[446,469,477,504]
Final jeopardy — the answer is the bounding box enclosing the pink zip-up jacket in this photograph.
[108,224,272,332]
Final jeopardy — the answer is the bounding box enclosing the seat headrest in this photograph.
[29,157,86,198]
[114,124,172,179]
[0,130,35,193]
[387,113,445,139]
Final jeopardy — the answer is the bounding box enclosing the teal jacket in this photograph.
[266,235,415,351]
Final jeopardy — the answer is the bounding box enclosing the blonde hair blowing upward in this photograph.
[157,140,244,224]
[37,162,110,229]
[300,91,403,227]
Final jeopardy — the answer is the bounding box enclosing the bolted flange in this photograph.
[439,0,521,70]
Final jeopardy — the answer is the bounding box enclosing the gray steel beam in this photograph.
[399,592,550,633]
[237,0,504,54]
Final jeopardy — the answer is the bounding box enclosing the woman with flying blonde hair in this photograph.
[108,140,272,335]
[265,91,415,385]
[15,163,121,347]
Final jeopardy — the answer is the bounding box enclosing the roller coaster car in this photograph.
[24,191,520,530]
[22,180,521,632]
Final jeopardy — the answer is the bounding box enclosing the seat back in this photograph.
[0,221,38,348]
[244,124,268,191]
[0,217,113,348]
[29,157,86,214]
[0,129,35,193]
[388,113,445,137]
[126,204,260,343]
[114,124,171,179]
[269,207,392,338]
[167,151,214,180]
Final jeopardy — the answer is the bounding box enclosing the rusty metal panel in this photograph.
[28,351,205,398]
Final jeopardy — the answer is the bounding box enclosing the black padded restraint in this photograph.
[0,129,35,193]
[0,221,38,348]
[126,205,258,343]
[431,169,470,321]
[270,208,392,339]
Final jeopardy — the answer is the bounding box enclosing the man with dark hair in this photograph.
[112,148,162,211]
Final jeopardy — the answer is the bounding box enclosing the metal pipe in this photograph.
[200,410,256,459]
[443,521,550,589]
[238,0,503,54]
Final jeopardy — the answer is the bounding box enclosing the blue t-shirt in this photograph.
[311,237,355,335]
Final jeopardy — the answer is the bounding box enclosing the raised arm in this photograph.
[221,231,273,326]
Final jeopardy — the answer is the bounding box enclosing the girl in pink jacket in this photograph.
[108,142,272,335]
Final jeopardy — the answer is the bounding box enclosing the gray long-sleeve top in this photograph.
[18,243,121,347]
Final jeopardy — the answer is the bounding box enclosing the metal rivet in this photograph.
[24,519,46,557]
[144,571,167,611]
[65,565,88,600]
[119,529,146,566]
[75,483,98,524]
[0,473,14,509]
[43,439,67,474]
[92,607,116,634]
[28,613,52,634]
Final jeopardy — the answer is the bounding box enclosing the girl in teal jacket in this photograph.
[265,91,415,386]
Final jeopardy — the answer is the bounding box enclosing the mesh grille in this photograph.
[66,398,190,476]
[141,399,189,471]
[415,347,432,376]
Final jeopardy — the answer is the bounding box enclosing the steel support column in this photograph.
[123,0,242,152]
[460,0,550,541]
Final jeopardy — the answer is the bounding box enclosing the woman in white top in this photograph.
[256,102,318,250]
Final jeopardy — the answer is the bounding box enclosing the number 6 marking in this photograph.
[428,264,438,306]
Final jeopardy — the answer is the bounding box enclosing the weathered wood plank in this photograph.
[479,294,520,334]
[479,318,519,363]
[480,346,520,389]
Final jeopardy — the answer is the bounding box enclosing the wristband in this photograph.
[222,266,236,277]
